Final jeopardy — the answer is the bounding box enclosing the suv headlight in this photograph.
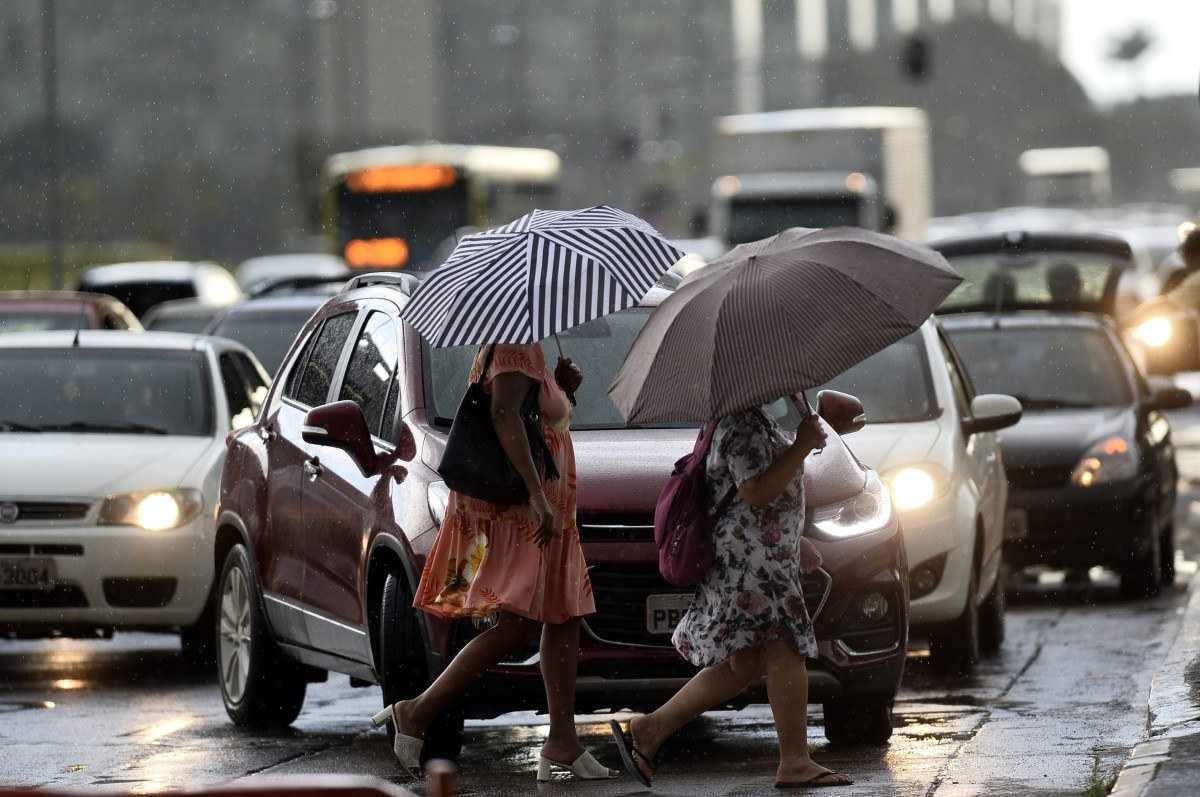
[1071,436,1137,487]
[884,464,949,512]
[812,471,893,538]
[98,489,203,531]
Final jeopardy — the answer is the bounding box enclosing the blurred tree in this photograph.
[1107,28,1155,100]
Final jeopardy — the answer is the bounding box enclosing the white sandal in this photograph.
[537,749,620,782]
[370,703,423,772]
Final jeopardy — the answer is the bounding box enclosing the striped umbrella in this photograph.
[402,206,684,348]
[609,226,962,424]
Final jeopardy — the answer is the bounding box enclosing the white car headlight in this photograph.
[98,489,203,531]
[885,464,949,512]
[1131,316,1173,348]
[1071,436,1137,487]
[428,481,451,527]
[812,471,893,538]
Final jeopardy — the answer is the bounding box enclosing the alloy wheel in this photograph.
[219,564,252,703]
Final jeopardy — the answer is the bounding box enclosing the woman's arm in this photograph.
[738,416,827,509]
[490,371,556,544]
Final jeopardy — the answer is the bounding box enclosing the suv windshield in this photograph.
[0,349,212,435]
[946,326,1131,409]
[210,309,317,375]
[425,307,683,430]
[811,331,936,423]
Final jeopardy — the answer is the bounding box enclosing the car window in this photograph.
[210,309,318,376]
[338,311,400,438]
[812,331,936,424]
[230,351,269,421]
[946,326,1132,409]
[286,312,356,408]
[0,349,212,436]
[220,353,257,431]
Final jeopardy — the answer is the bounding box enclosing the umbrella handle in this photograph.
[797,390,814,417]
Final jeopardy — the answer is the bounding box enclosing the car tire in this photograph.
[929,561,980,674]
[217,543,307,727]
[1120,523,1162,599]
[379,569,463,764]
[1161,524,1176,586]
[978,563,1006,656]
[822,697,894,746]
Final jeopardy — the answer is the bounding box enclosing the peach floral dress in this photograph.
[413,343,595,625]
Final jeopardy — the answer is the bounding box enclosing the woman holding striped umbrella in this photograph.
[370,206,683,780]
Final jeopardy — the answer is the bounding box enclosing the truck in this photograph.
[1018,146,1111,208]
[710,106,932,243]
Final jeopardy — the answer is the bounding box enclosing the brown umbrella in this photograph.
[608,226,961,424]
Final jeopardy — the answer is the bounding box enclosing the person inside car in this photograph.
[610,401,853,790]
[1160,226,1200,295]
[982,271,1017,309]
[1046,261,1083,303]
[373,343,617,782]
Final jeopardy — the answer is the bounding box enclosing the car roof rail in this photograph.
[343,272,420,295]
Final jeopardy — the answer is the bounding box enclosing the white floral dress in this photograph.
[672,409,818,668]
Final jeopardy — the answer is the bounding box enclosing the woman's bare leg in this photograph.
[764,639,851,785]
[397,613,538,737]
[628,646,765,773]
[539,617,585,762]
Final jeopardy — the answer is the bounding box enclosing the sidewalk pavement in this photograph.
[1111,571,1200,796]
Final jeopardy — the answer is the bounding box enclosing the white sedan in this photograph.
[0,331,267,661]
[819,320,1022,672]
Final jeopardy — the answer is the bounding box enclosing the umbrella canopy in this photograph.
[609,226,962,424]
[402,206,684,348]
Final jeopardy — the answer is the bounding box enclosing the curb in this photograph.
[1110,572,1200,796]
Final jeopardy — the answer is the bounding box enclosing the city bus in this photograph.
[323,143,561,270]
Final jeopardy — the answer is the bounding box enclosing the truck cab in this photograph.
[709,171,883,246]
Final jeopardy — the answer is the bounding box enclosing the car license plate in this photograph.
[0,558,55,590]
[1005,509,1028,540]
[645,593,693,635]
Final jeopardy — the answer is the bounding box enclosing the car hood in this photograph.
[999,407,1132,469]
[0,433,214,497]
[840,421,942,474]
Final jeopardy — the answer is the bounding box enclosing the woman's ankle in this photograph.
[630,714,663,757]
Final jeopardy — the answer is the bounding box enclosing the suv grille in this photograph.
[586,564,831,648]
[1005,464,1073,489]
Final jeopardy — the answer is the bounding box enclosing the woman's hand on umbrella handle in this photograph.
[554,357,583,405]
[530,489,557,547]
[794,414,827,454]
[798,537,823,574]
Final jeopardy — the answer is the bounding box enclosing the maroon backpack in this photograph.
[654,421,738,587]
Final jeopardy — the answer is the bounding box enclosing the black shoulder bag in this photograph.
[437,345,560,506]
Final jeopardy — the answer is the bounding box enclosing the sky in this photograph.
[1059,0,1200,105]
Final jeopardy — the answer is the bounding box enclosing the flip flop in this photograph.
[775,771,855,789]
[608,720,654,788]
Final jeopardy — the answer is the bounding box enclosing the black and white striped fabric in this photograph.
[403,206,683,348]
[609,226,963,424]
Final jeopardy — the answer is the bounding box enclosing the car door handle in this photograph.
[304,457,323,480]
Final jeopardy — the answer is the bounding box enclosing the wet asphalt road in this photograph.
[1,571,1194,797]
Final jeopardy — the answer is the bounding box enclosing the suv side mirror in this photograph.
[964,394,1022,435]
[1144,386,1192,412]
[303,400,379,476]
[816,389,867,435]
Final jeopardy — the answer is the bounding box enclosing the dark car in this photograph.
[212,273,909,756]
[143,298,228,333]
[0,291,142,333]
[934,231,1192,597]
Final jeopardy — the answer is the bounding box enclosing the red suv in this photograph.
[214,273,909,757]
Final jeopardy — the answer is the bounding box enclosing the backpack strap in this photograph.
[701,419,739,517]
[474,344,498,386]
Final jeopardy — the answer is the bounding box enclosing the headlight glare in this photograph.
[1071,436,1137,487]
[884,464,948,512]
[1132,316,1172,348]
[812,471,893,538]
[98,489,202,531]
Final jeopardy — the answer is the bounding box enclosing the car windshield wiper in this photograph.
[1008,395,1097,410]
[0,419,43,432]
[39,421,171,435]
